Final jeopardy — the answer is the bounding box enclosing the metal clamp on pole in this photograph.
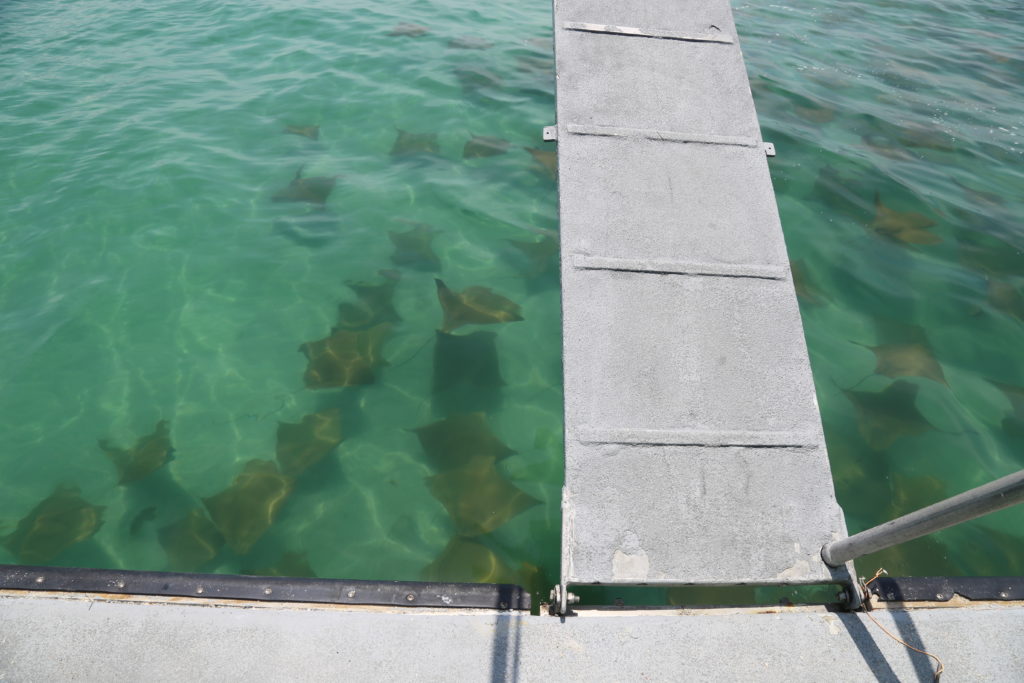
[822,469,1024,567]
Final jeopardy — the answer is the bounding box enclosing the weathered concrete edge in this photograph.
[3,592,1023,681]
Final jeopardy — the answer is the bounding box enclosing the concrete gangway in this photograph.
[553,0,853,599]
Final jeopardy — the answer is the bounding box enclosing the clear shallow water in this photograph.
[2,0,1021,606]
[735,1,1024,577]
[0,0,560,597]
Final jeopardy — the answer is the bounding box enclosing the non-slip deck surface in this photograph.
[3,593,1021,681]
[554,0,850,585]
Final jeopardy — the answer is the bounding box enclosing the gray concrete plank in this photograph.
[553,0,851,588]
[561,269,821,437]
[556,31,758,138]
[3,593,1022,681]
[563,443,847,585]
[558,137,788,267]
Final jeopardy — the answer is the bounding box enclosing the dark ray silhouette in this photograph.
[463,135,510,159]
[283,125,319,140]
[506,235,559,278]
[433,330,504,415]
[389,223,441,271]
[336,270,402,331]
[525,146,557,180]
[203,460,293,555]
[4,485,105,564]
[868,193,941,245]
[98,419,174,485]
[243,550,317,578]
[272,166,337,205]
[276,408,344,478]
[299,323,392,388]
[158,508,223,571]
[427,456,540,536]
[391,129,440,157]
[413,412,515,472]
[435,279,522,333]
[843,380,936,450]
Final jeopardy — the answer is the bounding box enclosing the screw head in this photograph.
[264,588,273,596]
[405,593,416,602]
[347,590,356,598]
[196,586,204,594]
[34,576,45,584]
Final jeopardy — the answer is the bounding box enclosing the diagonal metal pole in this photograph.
[822,469,1024,567]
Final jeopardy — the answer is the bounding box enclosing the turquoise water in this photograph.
[0,0,560,596]
[735,1,1024,577]
[1,0,1021,603]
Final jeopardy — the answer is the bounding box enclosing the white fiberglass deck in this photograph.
[553,0,852,586]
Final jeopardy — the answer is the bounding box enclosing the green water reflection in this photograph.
[0,0,561,601]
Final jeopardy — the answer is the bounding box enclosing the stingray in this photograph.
[463,135,510,159]
[336,271,402,330]
[243,551,317,578]
[391,129,440,157]
[283,124,319,140]
[203,459,293,555]
[435,279,523,333]
[129,506,157,536]
[388,223,441,271]
[956,231,1024,279]
[525,147,557,180]
[98,420,174,485]
[276,408,344,478]
[515,55,553,75]
[421,536,521,584]
[454,66,502,92]
[3,485,105,564]
[868,193,941,245]
[861,133,916,161]
[158,508,224,571]
[433,331,504,416]
[272,166,338,205]
[413,412,515,472]
[273,209,342,248]
[389,23,428,37]
[427,455,540,536]
[299,323,392,388]
[992,380,1024,420]
[843,380,936,450]
[988,279,1024,322]
[793,104,835,124]
[447,36,492,50]
[790,259,827,305]
[506,236,559,278]
[896,126,955,152]
[853,340,948,385]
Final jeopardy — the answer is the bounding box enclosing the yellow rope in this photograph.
[861,568,945,681]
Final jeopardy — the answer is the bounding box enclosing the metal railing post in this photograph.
[821,469,1024,567]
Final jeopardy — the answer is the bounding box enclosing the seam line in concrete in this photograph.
[565,124,758,148]
[562,22,734,45]
[572,255,787,280]
[577,428,818,448]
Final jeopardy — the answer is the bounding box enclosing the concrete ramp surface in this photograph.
[553,0,851,586]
